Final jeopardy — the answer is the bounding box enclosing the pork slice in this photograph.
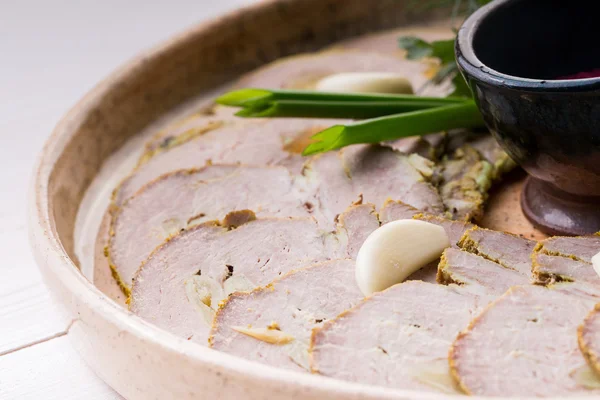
[413,214,474,248]
[443,129,481,155]
[537,236,600,263]
[109,166,313,291]
[129,203,380,345]
[334,203,380,259]
[115,164,239,207]
[578,304,600,380]
[144,110,224,154]
[130,218,333,345]
[468,134,517,178]
[385,132,447,161]
[404,261,439,283]
[310,281,484,393]
[533,252,599,285]
[385,137,433,159]
[438,248,529,295]
[436,144,494,221]
[379,200,420,224]
[234,50,446,96]
[303,144,444,225]
[532,236,600,286]
[341,145,444,214]
[450,282,600,397]
[114,119,343,205]
[458,226,536,276]
[210,259,363,371]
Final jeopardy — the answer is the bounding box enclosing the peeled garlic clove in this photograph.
[286,341,311,370]
[161,218,184,238]
[356,219,450,296]
[571,365,600,389]
[231,326,295,345]
[409,359,462,394]
[408,153,435,179]
[185,275,224,310]
[315,72,414,94]
[593,251,600,278]
[224,274,255,296]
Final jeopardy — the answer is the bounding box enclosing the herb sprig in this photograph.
[217,89,466,119]
[216,0,490,155]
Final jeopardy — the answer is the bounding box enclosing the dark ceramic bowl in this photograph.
[456,0,600,235]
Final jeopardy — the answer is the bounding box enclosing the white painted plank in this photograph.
[0,219,71,355]
[0,281,69,356]
[0,335,122,400]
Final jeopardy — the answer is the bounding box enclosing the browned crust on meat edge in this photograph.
[457,226,530,272]
[535,235,595,264]
[577,303,600,378]
[308,301,359,375]
[128,213,317,308]
[107,164,254,296]
[435,248,463,286]
[531,242,576,286]
[207,258,354,348]
[104,244,132,298]
[110,118,225,208]
[447,285,523,396]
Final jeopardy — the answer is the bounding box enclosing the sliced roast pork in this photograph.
[108,165,314,291]
[335,203,380,259]
[118,163,240,208]
[378,200,420,224]
[533,236,600,285]
[435,144,494,221]
[113,119,340,205]
[310,282,484,393]
[310,247,530,391]
[341,145,443,213]
[210,259,363,371]
[450,283,600,397]
[130,218,331,345]
[303,144,444,225]
[144,109,224,154]
[468,134,517,179]
[533,253,599,286]
[438,248,527,294]
[458,226,536,276]
[130,204,380,345]
[414,214,474,248]
[537,236,600,263]
[385,132,447,161]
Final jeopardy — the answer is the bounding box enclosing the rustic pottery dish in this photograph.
[456,0,600,236]
[29,0,580,399]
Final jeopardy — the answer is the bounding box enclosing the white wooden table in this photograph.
[0,1,255,398]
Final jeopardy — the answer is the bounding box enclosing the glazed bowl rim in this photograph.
[456,0,600,92]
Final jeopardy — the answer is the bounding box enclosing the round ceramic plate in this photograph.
[30,1,549,399]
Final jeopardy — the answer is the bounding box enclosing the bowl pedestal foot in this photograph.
[521,177,600,236]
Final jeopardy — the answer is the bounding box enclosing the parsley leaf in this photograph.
[398,37,455,65]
